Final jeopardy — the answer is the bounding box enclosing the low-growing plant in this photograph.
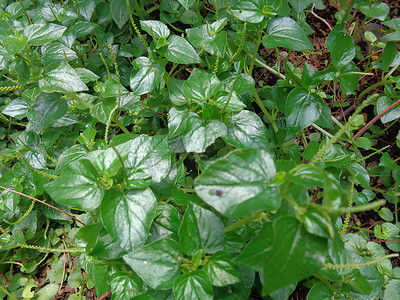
[0,0,400,299]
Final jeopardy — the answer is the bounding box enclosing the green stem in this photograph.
[348,225,374,233]
[248,31,262,76]
[311,199,385,215]
[65,92,93,109]
[358,80,395,100]
[324,253,398,270]
[341,0,357,30]
[225,211,264,232]
[18,244,84,253]
[254,57,286,80]
[253,88,279,132]
[0,285,18,300]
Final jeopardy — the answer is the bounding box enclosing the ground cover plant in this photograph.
[0,0,400,299]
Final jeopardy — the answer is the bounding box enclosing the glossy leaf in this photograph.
[261,217,328,295]
[263,17,313,51]
[223,110,272,150]
[44,159,104,210]
[32,93,68,130]
[382,41,398,72]
[165,35,201,64]
[24,23,66,45]
[183,68,221,102]
[168,107,190,138]
[39,63,88,93]
[376,96,400,123]
[360,2,390,21]
[111,0,135,28]
[101,189,157,251]
[110,273,143,299]
[285,88,324,133]
[2,98,31,119]
[115,135,171,183]
[326,26,355,67]
[231,0,266,23]
[182,114,227,153]
[140,20,170,38]
[130,57,164,95]
[178,203,225,256]
[203,251,241,286]
[195,149,281,218]
[173,269,213,300]
[123,238,182,290]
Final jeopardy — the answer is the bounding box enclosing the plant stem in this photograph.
[341,0,357,30]
[254,57,286,80]
[248,31,262,76]
[252,88,279,132]
[65,92,93,109]
[225,211,263,232]
[348,225,374,233]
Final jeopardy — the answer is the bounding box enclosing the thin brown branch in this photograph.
[0,185,86,226]
[98,289,112,300]
[353,98,400,140]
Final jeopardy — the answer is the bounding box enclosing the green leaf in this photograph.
[307,283,334,300]
[178,203,225,256]
[41,42,78,64]
[231,0,266,23]
[44,159,104,210]
[237,223,274,272]
[326,26,355,67]
[140,20,170,39]
[149,204,181,243]
[173,269,213,300]
[3,35,28,55]
[182,114,227,153]
[165,35,201,64]
[384,279,400,300]
[55,145,87,174]
[32,92,68,130]
[75,67,100,83]
[382,41,398,72]
[195,149,281,218]
[262,17,313,51]
[101,189,157,251]
[303,207,334,238]
[288,0,318,12]
[339,62,362,95]
[39,63,88,93]
[115,135,171,183]
[186,19,228,55]
[168,107,190,138]
[360,2,390,21]
[285,88,323,133]
[374,222,399,240]
[346,163,370,187]
[203,251,241,286]
[2,98,31,119]
[376,96,400,124]
[183,68,221,102]
[177,0,196,9]
[111,0,135,29]
[261,217,328,295]
[24,23,66,45]
[169,78,187,106]
[130,57,165,96]
[110,273,143,298]
[378,207,393,222]
[213,265,255,300]
[223,110,272,150]
[123,238,182,290]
